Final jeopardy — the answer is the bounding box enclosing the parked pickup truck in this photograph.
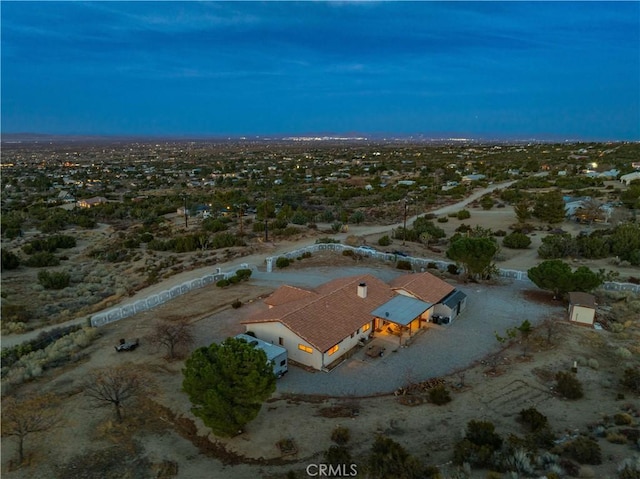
[115,338,140,352]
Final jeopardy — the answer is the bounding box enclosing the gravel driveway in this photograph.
[204,267,564,397]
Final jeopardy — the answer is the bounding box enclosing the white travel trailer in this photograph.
[235,333,288,378]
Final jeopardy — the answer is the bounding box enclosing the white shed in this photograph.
[568,292,596,327]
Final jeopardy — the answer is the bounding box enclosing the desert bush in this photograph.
[25,251,60,267]
[502,232,531,249]
[563,437,602,465]
[228,275,241,285]
[519,407,548,432]
[447,264,460,275]
[276,257,291,268]
[331,426,350,445]
[457,209,471,220]
[607,432,628,444]
[1,249,20,270]
[614,413,634,426]
[342,249,355,257]
[453,420,503,467]
[587,358,599,370]
[617,455,640,479]
[231,299,242,309]
[502,449,535,476]
[555,371,584,399]
[324,445,351,468]
[38,270,71,290]
[216,279,230,288]
[428,385,452,405]
[396,260,412,271]
[621,367,640,392]
[234,269,252,281]
[427,262,438,269]
[378,235,391,246]
[437,216,449,223]
[616,347,633,359]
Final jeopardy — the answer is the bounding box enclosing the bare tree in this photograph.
[83,365,150,422]
[541,317,560,345]
[149,319,194,360]
[1,394,62,464]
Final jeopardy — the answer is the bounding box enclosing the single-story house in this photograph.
[242,272,467,371]
[568,292,597,327]
[77,196,108,208]
[620,171,640,186]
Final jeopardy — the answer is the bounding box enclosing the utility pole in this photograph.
[181,194,188,229]
[263,196,269,242]
[403,199,408,245]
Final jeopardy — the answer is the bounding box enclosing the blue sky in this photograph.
[2,1,639,140]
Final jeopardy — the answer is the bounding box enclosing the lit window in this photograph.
[327,344,339,356]
[298,344,313,354]
[362,323,371,332]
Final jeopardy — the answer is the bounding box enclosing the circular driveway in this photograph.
[246,268,564,397]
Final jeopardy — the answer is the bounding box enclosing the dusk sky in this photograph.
[2,1,639,140]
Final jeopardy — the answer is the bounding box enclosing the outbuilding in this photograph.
[568,292,597,327]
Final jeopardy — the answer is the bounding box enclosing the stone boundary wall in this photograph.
[268,244,640,293]
[91,245,639,328]
[90,264,254,327]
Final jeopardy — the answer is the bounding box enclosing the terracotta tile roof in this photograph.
[264,285,317,307]
[243,274,395,352]
[389,272,455,304]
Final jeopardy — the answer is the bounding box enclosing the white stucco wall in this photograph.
[245,322,323,370]
[569,305,595,325]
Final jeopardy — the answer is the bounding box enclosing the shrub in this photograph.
[555,372,584,399]
[231,299,242,309]
[457,209,471,220]
[396,260,412,271]
[235,269,252,281]
[621,367,640,392]
[1,249,20,270]
[437,216,449,223]
[447,264,459,275]
[216,279,230,288]
[301,251,312,259]
[606,432,627,444]
[276,257,291,268]
[503,232,532,249]
[428,385,452,405]
[378,235,391,246]
[613,413,634,426]
[342,249,355,257]
[494,229,507,237]
[519,407,548,432]
[427,262,438,269]
[331,426,350,445]
[25,251,60,267]
[38,270,70,289]
[228,275,241,284]
[563,437,602,465]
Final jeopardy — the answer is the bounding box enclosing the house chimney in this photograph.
[357,283,367,298]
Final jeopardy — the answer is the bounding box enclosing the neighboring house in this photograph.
[620,171,640,186]
[568,292,597,327]
[242,272,467,371]
[77,196,107,208]
[461,174,486,183]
